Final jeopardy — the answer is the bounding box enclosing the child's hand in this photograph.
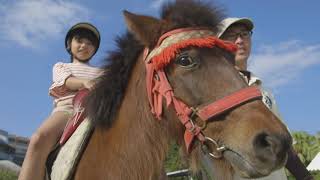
[83,80,96,90]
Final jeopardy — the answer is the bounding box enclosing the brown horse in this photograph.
[73,1,291,179]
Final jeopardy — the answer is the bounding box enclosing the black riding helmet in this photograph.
[65,22,100,58]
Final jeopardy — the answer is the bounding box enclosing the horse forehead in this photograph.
[145,29,216,62]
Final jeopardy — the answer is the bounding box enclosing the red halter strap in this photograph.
[196,86,262,121]
[185,86,262,152]
[144,28,262,153]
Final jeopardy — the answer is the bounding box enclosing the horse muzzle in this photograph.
[223,132,291,178]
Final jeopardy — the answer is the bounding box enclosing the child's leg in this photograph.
[18,111,71,180]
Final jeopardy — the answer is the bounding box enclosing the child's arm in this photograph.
[65,77,93,90]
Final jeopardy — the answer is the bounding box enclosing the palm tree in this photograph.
[291,131,320,165]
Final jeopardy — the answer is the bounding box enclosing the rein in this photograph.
[144,27,263,157]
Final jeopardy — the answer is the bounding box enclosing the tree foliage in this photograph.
[292,131,320,165]
[0,169,18,180]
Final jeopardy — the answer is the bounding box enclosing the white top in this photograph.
[240,71,282,118]
[49,62,103,104]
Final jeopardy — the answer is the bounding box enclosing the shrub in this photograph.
[0,169,18,180]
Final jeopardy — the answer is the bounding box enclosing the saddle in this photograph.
[46,88,93,180]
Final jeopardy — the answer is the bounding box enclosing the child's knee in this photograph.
[29,131,51,150]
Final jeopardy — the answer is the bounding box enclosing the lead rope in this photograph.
[200,148,216,180]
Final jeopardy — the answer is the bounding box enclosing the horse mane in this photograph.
[161,0,224,29]
[85,0,225,128]
[85,32,143,128]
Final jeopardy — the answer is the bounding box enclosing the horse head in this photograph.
[80,1,292,179]
[122,2,291,179]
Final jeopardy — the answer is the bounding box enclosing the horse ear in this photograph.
[123,10,163,47]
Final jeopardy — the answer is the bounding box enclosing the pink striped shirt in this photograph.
[49,62,103,104]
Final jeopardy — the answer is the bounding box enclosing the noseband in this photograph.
[144,27,263,157]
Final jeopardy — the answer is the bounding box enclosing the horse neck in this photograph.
[76,59,177,180]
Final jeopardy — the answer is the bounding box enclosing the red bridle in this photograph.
[144,28,263,155]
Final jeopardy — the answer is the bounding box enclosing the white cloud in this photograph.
[249,40,320,89]
[0,0,90,48]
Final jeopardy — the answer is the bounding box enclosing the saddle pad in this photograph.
[50,118,93,180]
[60,88,90,145]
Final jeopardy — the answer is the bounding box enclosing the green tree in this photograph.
[286,131,320,179]
[0,169,18,180]
[292,131,320,165]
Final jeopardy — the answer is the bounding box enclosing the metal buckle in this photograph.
[154,73,160,81]
[200,121,207,130]
[187,107,198,133]
[190,107,198,117]
[201,137,226,159]
[187,118,196,133]
[190,107,207,130]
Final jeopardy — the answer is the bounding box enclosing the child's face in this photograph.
[70,37,96,61]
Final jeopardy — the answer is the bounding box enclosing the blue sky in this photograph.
[0,0,319,137]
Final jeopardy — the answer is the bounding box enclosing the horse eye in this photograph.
[176,56,196,67]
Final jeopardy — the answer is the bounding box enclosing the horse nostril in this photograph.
[265,136,280,154]
[253,133,273,150]
[253,132,287,162]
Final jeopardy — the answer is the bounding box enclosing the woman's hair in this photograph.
[67,28,99,62]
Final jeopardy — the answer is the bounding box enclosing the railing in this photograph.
[167,169,194,179]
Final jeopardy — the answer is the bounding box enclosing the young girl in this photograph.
[18,22,103,180]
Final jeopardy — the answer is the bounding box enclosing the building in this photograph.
[0,129,15,161]
[8,134,29,165]
[0,129,29,166]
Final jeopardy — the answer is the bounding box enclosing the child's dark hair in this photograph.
[67,28,99,62]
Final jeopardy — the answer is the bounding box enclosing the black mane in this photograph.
[161,0,224,30]
[86,0,225,128]
[85,33,143,128]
